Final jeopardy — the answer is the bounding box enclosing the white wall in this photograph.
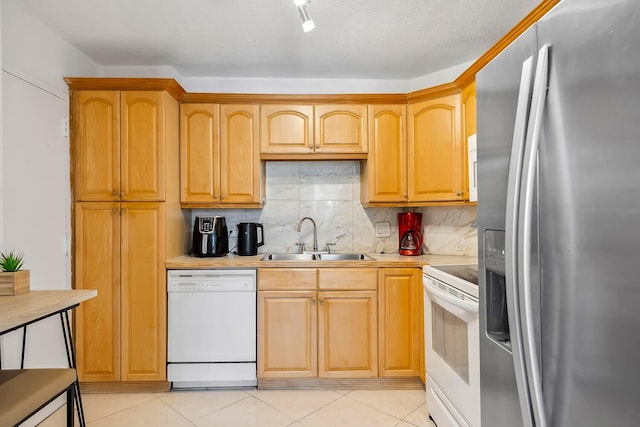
[100,61,471,95]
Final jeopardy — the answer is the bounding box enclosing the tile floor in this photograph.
[39,388,437,427]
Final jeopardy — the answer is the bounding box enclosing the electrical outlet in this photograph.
[375,222,391,237]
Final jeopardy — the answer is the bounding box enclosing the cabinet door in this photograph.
[315,105,368,153]
[408,94,464,201]
[318,290,378,378]
[74,91,120,201]
[363,105,407,203]
[462,82,477,200]
[74,202,121,382]
[120,202,166,381]
[220,105,261,204]
[258,290,318,378]
[121,91,166,201]
[260,105,313,154]
[180,103,220,204]
[378,268,422,377]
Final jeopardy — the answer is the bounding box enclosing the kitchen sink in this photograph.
[260,253,318,261]
[260,253,375,261]
[317,253,375,261]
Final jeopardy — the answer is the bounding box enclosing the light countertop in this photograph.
[166,253,477,269]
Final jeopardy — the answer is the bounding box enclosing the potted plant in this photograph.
[0,250,30,295]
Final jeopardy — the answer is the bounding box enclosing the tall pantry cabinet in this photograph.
[67,79,187,387]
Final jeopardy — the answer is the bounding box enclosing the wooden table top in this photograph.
[0,290,97,335]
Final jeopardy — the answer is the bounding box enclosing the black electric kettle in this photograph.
[237,222,264,256]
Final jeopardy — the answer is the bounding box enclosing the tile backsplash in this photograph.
[192,161,477,256]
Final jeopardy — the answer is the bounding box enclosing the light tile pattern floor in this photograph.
[39,389,438,427]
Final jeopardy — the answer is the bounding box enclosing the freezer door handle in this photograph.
[518,43,550,427]
[504,54,537,427]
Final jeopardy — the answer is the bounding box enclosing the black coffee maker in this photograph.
[192,216,229,257]
[237,222,264,256]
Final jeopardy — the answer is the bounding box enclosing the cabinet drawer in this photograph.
[318,268,377,290]
[258,268,317,290]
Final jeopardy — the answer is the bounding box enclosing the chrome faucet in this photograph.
[296,216,318,253]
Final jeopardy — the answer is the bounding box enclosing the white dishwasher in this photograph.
[167,269,257,388]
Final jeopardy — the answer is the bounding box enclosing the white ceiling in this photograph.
[23,0,540,80]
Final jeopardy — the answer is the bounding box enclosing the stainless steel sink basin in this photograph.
[260,253,375,261]
[318,253,375,261]
[260,253,318,261]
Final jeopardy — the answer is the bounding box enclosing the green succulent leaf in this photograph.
[0,250,24,272]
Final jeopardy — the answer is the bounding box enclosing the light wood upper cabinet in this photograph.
[462,81,477,140]
[74,91,120,201]
[315,105,368,153]
[378,268,422,378]
[121,92,166,201]
[260,104,367,156]
[180,103,220,204]
[74,202,121,382]
[74,91,166,202]
[408,93,464,202]
[220,105,261,204]
[362,105,407,203]
[181,103,262,207]
[261,105,313,154]
[461,82,477,199]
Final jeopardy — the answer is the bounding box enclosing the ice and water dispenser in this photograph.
[484,230,511,350]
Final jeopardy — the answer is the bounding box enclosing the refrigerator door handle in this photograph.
[518,43,550,427]
[504,55,537,427]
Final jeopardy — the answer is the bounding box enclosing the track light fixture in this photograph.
[293,0,315,32]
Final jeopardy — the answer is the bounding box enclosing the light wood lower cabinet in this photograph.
[75,201,166,382]
[378,268,422,378]
[257,268,378,379]
[318,290,378,378]
[257,290,317,378]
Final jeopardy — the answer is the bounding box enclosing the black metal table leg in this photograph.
[20,325,27,369]
[60,311,86,427]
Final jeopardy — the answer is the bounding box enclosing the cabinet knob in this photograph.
[213,193,218,199]
[112,208,118,214]
[120,208,125,214]
[457,191,463,197]
[315,143,320,149]
[221,195,225,200]
[112,191,118,196]
[319,297,325,303]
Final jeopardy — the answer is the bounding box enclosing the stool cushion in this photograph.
[0,368,76,426]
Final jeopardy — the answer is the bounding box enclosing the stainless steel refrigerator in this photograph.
[476,0,640,426]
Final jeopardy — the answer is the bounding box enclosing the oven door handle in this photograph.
[423,280,478,314]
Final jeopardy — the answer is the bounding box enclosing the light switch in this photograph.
[375,222,391,237]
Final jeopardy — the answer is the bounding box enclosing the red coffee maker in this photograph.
[398,212,423,256]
